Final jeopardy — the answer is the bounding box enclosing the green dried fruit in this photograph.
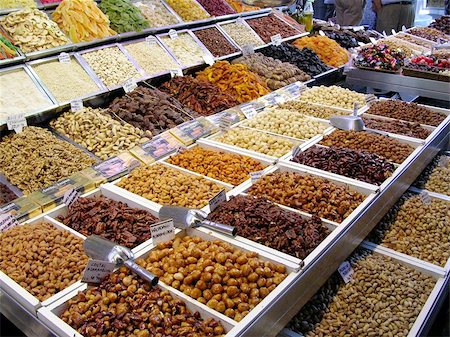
[99,0,149,33]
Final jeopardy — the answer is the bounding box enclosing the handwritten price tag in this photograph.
[209,189,226,212]
[63,188,80,208]
[420,190,431,204]
[271,34,282,46]
[82,259,116,284]
[70,100,83,112]
[242,44,254,56]
[146,36,157,45]
[123,78,137,93]
[7,114,27,133]
[0,213,19,233]
[170,68,183,78]
[169,29,178,39]
[151,219,175,244]
[338,261,354,283]
[58,52,71,63]
[240,104,257,119]
[250,170,264,183]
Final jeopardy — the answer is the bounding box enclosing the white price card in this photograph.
[271,34,282,46]
[203,53,215,66]
[146,35,157,45]
[209,189,227,212]
[7,114,27,133]
[58,52,71,63]
[218,115,233,130]
[81,259,116,284]
[0,213,18,233]
[70,100,83,112]
[63,188,80,208]
[123,78,137,93]
[319,30,326,36]
[168,29,178,39]
[420,190,431,204]
[241,44,254,56]
[338,260,354,283]
[250,170,264,183]
[151,219,175,244]
[240,104,257,119]
[170,68,183,78]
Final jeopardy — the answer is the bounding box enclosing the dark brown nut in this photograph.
[0,222,88,301]
[363,116,431,139]
[58,196,159,248]
[167,146,266,186]
[160,75,238,116]
[0,183,17,205]
[60,267,225,336]
[247,15,301,43]
[247,171,365,223]
[292,145,395,186]
[408,27,450,42]
[193,27,238,57]
[319,130,414,164]
[207,195,329,259]
[366,100,446,126]
[288,249,435,337]
[140,236,288,321]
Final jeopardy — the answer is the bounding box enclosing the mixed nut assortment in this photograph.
[408,27,449,42]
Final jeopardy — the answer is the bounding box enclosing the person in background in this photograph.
[324,0,336,21]
[335,0,366,25]
[372,0,415,33]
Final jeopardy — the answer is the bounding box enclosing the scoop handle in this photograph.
[124,260,159,286]
[201,220,237,237]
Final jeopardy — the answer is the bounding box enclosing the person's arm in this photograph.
[373,0,382,13]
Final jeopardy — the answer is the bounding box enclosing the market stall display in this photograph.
[160,32,207,67]
[132,0,179,27]
[192,27,239,58]
[196,61,270,103]
[231,53,310,90]
[160,75,238,116]
[292,35,349,67]
[395,32,434,50]
[219,21,265,47]
[0,8,69,53]
[246,14,301,43]
[99,0,149,33]
[354,44,405,72]
[164,0,210,21]
[0,127,96,194]
[413,153,450,197]
[196,0,235,16]
[52,0,117,43]
[299,86,366,109]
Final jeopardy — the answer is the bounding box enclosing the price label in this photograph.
[146,35,157,45]
[250,170,264,183]
[151,219,175,244]
[123,78,137,93]
[338,260,354,283]
[70,100,83,112]
[63,188,80,208]
[241,44,254,56]
[240,104,257,119]
[369,37,377,44]
[209,189,227,212]
[58,52,71,64]
[285,82,305,98]
[271,34,282,46]
[168,29,178,39]
[0,213,19,233]
[365,94,377,105]
[420,190,431,204]
[141,133,179,160]
[170,68,183,78]
[319,30,326,36]
[7,114,27,133]
[219,115,233,130]
[203,53,215,66]
[438,156,449,167]
[81,259,116,284]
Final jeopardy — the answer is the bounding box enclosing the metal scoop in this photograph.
[159,206,237,237]
[84,235,159,286]
[330,102,365,131]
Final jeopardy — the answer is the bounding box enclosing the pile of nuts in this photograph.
[280,101,349,119]
[82,47,140,87]
[320,130,414,164]
[197,0,235,17]
[0,127,96,194]
[247,171,365,223]
[0,222,88,301]
[139,235,288,321]
[429,15,450,35]
[133,0,179,27]
[165,0,210,21]
[50,107,149,160]
[246,15,300,43]
[207,195,329,259]
[220,22,264,47]
[408,27,449,42]
[0,183,16,205]
[292,36,349,67]
[160,75,238,116]
[61,267,225,336]
[242,108,328,140]
[260,44,331,77]
[368,193,450,266]
[231,53,310,90]
[215,127,296,158]
[117,164,223,208]
[166,146,266,186]
[108,86,195,136]
[124,41,179,76]
[196,61,270,104]
[161,33,206,67]
[0,8,69,53]
[59,196,160,248]
[363,116,431,140]
[292,145,394,185]
[193,27,238,57]
[395,32,434,49]
[288,249,434,337]
[366,100,446,126]
[32,58,100,103]
[414,154,450,196]
[299,86,366,109]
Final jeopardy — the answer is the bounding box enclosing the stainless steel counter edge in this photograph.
[234,118,450,337]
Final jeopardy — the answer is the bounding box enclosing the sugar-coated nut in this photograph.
[0,222,88,301]
[221,22,264,47]
[161,34,205,66]
[280,101,349,119]
[299,85,366,109]
[140,235,288,321]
